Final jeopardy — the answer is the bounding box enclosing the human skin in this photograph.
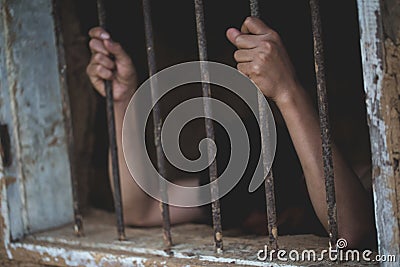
[87,17,375,248]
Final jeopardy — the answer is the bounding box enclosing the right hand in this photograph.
[226,17,299,106]
[87,27,137,103]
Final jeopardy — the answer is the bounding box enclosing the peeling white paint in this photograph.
[11,242,149,267]
[9,240,305,267]
[0,0,27,240]
[357,0,400,265]
[34,235,172,258]
[0,154,13,260]
[14,234,320,267]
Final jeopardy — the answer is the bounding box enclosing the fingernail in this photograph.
[100,32,110,40]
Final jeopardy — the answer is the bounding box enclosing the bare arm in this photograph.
[87,27,204,226]
[227,17,374,248]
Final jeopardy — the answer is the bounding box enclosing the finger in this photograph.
[104,40,132,65]
[226,28,242,45]
[89,27,110,40]
[237,62,251,76]
[241,16,273,35]
[91,53,116,70]
[235,34,260,49]
[234,49,254,63]
[87,63,113,80]
[227,28,259,49]
[89,38,109,56]
[91,77,106,97]
[86,72,106,96]
[96,82,106,97]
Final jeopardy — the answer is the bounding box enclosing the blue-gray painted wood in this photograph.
[0,0,73,238]
[0,0,25,240]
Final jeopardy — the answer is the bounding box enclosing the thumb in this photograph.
[104,40,131,65]
[226,28,242,47]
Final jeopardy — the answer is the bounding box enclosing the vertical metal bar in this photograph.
[309,0,338,249]
[194,0,223,254]
[142,0,173,250]
[264,172,278,249]
[249,0,279,250]
[52,0,84,237]
[249,0,261,18]
[96,0,126,241]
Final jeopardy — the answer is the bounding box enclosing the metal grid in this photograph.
[74,0,340,253]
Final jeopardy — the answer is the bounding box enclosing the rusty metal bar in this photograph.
[249,0,279,250]
[249,0,261,18]
[53,0,84,237]
[309,0,338,248]
[142,0,173,250]
[194,0,223,254]
[96,0,126,241]
[264,171,278,249]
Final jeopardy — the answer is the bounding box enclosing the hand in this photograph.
[226,17,299,105]
[87,27,137,103]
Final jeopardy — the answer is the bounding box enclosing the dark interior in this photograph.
[60,0,372,237]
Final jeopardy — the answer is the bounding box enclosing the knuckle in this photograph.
[237,64,245,74]
[258,51,268,62]
[269,30,280,41]
[260,40,273,52]
[95,65,103,73]
[94,53,102,62]
[250,63,261,75]
[104,71,112,79]
[235,35,244,44]
[244,16,254,26]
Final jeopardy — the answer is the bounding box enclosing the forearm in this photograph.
[86,27,189,226]
[112,99,156,224]
[225,16,374,247]
[112,100,205,226]
[276,85,374,246]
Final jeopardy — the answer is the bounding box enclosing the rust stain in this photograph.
[0,182,8,255]
[4,176,16,187]
[94,252,104,265]
[381,37,400,249]
[3,4,16,51]
[48,137,58,147]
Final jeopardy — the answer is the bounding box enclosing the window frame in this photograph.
[0,0,399,266]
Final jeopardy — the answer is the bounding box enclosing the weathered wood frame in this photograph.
[0,0,74,241]
[0,0,399,266]
[357,0,400,265]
